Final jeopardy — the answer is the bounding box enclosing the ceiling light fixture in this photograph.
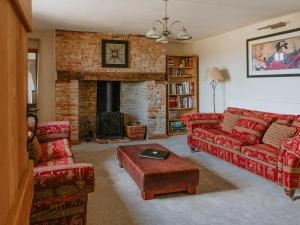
[146,0,192,43]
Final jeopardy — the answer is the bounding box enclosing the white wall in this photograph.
[194,11,300,114]
[28,31,56,121]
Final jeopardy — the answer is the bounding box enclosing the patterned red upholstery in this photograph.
[182,108,300,197]
[31,121,95,225]
[241,144,279,166]
[214,134,252,151]
[194,128,225,142]
[40,138,72,162]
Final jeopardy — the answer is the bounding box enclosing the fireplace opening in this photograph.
[96,81,123,138]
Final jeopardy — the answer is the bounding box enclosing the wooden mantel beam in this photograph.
[57,70,166,81]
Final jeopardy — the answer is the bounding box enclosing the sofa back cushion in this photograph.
[292,115,300,135]
[262,123,297,149]
[221,112,241,133]
[231,112,273,145]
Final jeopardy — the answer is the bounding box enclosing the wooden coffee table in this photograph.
[117,144,199,200]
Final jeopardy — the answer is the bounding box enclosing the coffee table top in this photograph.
[117,143,198,174]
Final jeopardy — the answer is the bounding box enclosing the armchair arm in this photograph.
[181,113,222,134]
[33,163,95,200]
[36,121,70,143]
[278,136,300,191]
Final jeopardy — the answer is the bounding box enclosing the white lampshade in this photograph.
[205,67,224,81]
[146,26,161,39]
[156,35,168,44]
[176,27,192,40]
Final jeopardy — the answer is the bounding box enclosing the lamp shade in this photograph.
[176,27,192,40]
[205,67,224,81]
[156,35,168,44]
[146,26,161,39]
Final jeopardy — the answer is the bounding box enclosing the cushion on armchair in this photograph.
[292,116,300,135]
[37,121,70,143]
[262,123,297,149]
[40,138,72,162]
[231,112,273,145]
[221,112,242,133]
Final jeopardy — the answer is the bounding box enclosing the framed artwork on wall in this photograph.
[247,28,300,78]
[102,40,129,68]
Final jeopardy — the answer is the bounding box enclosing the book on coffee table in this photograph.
[140,148,169,160]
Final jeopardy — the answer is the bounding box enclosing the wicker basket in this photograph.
[125,125,146,140]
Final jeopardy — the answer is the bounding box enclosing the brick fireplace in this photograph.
[55,30,167,143]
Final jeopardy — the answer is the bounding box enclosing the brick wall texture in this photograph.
[55,30,167,141]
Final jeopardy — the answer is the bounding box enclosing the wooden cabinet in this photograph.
[0,1,33,225]
[166,55,199,135]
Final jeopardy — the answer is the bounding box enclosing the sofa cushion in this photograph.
[241,144,279,166]
[262,123,297,149]
[28,136,42,166]
[231,113,272,145]
[36,157,74,167]
[214,134,252,151]
[292,115,300,135]
[221,112,241,133]
[40,138,72,162]
[37,121,70,143]
[194,128,226,142]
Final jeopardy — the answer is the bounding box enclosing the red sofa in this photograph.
[30,121,95,225]
[181,107,300,200]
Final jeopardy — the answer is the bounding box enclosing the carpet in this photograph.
[73,135,300,225]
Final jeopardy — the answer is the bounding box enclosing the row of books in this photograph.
[169,82,194,94]
[169,110,179,120]
[168,57,193,68]
[168,65,184,77]
[169,96,194,108]
[169,121,186,133]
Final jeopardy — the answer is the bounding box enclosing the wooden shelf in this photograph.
[167,55,199,136]
[169,93,194,96]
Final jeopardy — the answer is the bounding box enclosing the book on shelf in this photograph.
[169,110,178,120]
[168,96,194,108]
[169,82,194,95]
[168,96,178,108]
[169,121,186,133]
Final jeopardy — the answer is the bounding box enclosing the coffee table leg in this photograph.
[187,186,196,194]
[142,191,154,200]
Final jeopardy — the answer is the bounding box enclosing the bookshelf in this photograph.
[167,55,199,135]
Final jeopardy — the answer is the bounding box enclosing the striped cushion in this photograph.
[221,112,241,133]
[231,113,272,145]
[262,123,297,149]
[40,138,72,162]
[292,115,300,134]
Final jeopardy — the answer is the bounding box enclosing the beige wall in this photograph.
[194,11,300,114]
[28,31,56,122]
[166,42,197,56]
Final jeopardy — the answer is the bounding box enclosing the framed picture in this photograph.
[102,40,129,68]
[247,28,300,78]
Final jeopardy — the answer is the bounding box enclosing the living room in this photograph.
[1,0,300,225]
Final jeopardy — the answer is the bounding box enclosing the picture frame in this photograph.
[102,40,129,68]
[246,28,300,78]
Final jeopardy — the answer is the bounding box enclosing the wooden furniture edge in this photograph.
[10,0,32,32]
[5,160,34,225]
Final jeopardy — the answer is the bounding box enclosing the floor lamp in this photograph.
[205,67,224,113]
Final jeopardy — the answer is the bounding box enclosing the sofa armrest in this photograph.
[181,113,222,134]
[37,121,71,144]
[33,163,95,200]
[278,136,300,190]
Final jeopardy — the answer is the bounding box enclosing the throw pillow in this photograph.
[231,113,273,145]
[28,136,42,165]
[221,112,241,133]
[292,116,300,135]
[262,123,297,149]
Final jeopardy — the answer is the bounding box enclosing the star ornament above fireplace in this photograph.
[102,40,129,68]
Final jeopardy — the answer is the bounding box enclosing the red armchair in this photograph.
[30,121,95,225]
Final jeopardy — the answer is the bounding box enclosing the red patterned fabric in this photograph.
[194,128,226,142]
[37,121,70,143]
[189,135,278,182]
[241,144,279,166]
[292,115,300,135]
[40,138,72,162]
[214,134,252,151]
[231,114,272,145]
[32,121,95,225]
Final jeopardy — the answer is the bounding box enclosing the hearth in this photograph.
[96,81,123,138]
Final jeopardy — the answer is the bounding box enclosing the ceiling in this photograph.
[32,0,300,41]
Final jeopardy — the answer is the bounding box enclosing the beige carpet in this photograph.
[73,135,300,225]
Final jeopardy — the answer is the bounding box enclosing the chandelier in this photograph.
[146,0,192,43]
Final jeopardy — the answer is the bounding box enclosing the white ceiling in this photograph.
[32,0,300,40]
